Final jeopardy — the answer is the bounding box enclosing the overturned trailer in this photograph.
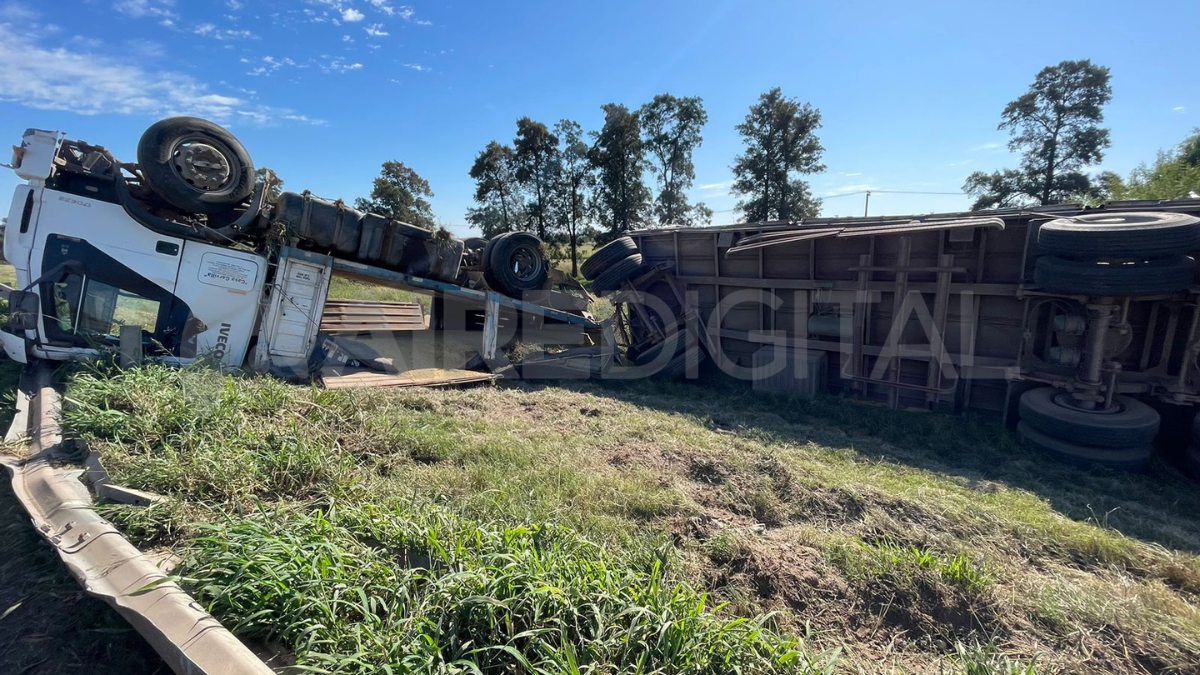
[582,202,1200,472]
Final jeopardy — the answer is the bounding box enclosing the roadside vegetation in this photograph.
[0,284,166,673]
[59,362,1200,673]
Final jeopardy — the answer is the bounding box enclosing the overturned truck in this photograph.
[5,116,1200,474]
[583,203,1200,474]
[2,118,599,386]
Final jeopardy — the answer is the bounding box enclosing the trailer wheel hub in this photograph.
[172,142,231,191]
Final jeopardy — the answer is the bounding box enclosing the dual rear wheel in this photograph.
[1035,212,1200,296]
[581,236,647,295]
[1018,386,1158,471]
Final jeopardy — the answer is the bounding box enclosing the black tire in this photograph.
[1034,254,1196,296]
[1017,422,1153,472]
[1038,212,1200,260]
[1018,387,1159,448]
[581,237,639,281]
[137,117,254,214]
[592,254,646,295]
[481,233,511,291]
[486,232,547,295]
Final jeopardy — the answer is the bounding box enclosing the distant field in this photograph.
[0,262,16,288]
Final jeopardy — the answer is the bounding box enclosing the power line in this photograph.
[823,189,965,199]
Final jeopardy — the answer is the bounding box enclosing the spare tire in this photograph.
[1018,387,1159,448]
[593,254,647,295]
[1035,254,1196,296]
[137,117,255,214]
[582,237,639,281]
[486,232,547,295]
[1038,212,1200,260]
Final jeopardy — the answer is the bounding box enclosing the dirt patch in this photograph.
[687,456,732,485]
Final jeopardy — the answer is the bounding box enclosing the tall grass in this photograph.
[64,363,832,673]
[184,504,834,673]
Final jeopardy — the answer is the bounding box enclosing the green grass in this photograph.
[0,262,16,288]
[57,364,1200,673]
[328,276,431,310]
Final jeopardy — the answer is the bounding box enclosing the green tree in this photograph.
[640,94,708,226]
[588,104,651,239]
[553,119,593,276]
[731,87,825,222]
[513,117,560,240]
[964,60,1113,209]
[468,141,520,236]
[355,160,436,229]
[1106,130,1200,201]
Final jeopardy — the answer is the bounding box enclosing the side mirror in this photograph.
[7,290,40,332]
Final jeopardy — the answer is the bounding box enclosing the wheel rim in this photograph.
[508,243,543,282]
[1051,391,1123,415]
[169,135,240,193]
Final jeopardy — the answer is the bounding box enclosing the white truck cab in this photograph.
[1,117,592,379]
[4,128,265,367]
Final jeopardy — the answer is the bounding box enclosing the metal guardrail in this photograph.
[0,360,273,675]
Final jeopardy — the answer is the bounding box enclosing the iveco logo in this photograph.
[212,323,233,360]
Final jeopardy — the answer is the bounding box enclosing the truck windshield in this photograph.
[51,274,162,339]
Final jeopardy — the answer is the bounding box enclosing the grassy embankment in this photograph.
[56,361,1200,674]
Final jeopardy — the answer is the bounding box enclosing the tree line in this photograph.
[465,90,825,274]
[353,89,828,275]
[351,60,1199,272]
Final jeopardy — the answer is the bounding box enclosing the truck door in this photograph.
[36,234,193,361]
[171,241,266,368]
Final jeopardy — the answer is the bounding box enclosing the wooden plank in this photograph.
[322,367,496,389]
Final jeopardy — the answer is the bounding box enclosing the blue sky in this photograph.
[1,0,1196,237]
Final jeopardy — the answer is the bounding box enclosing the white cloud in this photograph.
[838,172,862,177]
[970,142,1002,152]
[226,0,242,9]
[321,57,363,73]
[364,22,388,36]
[396,5,431,24]
[403,62,429,72]
[112,0,175,19]
[341,7,364,21]
[698,182,728,191]
[1174,106,1185,113]
[194,23,255,40]
[246,55,300,76]
[0,2,37,21]
[342,34,353,42]
[0,24,320,126]
[366,0,394,15]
